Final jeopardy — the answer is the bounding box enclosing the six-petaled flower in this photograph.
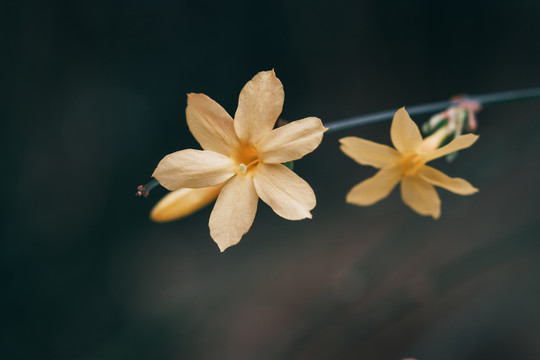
[152,70,327,251]
[340,107,478,219]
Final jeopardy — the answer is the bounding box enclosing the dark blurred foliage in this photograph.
[2,0,540,359]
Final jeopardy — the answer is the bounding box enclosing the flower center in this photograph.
[233,145,260,174]
[398,154,425,176]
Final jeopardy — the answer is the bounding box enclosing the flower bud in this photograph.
[150,185,222,222]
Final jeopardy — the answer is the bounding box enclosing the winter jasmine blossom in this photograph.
[152,70,327,251]
[340,108,478,219]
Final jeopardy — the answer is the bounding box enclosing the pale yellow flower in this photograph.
[152,70,327,251]
[340,107,478,219]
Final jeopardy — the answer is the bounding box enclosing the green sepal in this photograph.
[445,151,458,163]
[282,161,294,170]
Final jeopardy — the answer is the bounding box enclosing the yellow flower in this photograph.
[339,107,478,219]
[152,70,327,251]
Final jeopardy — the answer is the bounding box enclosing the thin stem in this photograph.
[471,87,540,106]
[325,87,540,133]
[137,87,540,197]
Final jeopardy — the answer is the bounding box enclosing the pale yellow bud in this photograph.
[150,185,223,222]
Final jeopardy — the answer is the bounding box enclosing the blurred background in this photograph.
[3,0,540,359]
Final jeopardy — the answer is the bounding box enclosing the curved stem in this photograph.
[325,87,540,133]
[138,87,540,197]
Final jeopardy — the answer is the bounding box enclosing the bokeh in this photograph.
[4,1,540,359]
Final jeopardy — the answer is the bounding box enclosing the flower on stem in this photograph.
[340,108,478,219]
[149,119,294,222]
[152,70,327,251]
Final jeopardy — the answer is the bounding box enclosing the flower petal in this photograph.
[257,117,327,163]
[400,176,441,219]
[340,137,401,169]
[391,107,424,154]
[234,70,284,144]
[150,185,223,222]
[346,166,401,206]
[209,174,258,252]
[418,165,478,195]
[152,149,235,190]
[186,93,239,155]
[422,134,478,162]
[253,163,315,220]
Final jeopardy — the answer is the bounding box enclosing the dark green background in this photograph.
[4,1,540,359]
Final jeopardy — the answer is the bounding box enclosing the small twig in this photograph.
[325,87,540,133]
[135,87,540,197]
